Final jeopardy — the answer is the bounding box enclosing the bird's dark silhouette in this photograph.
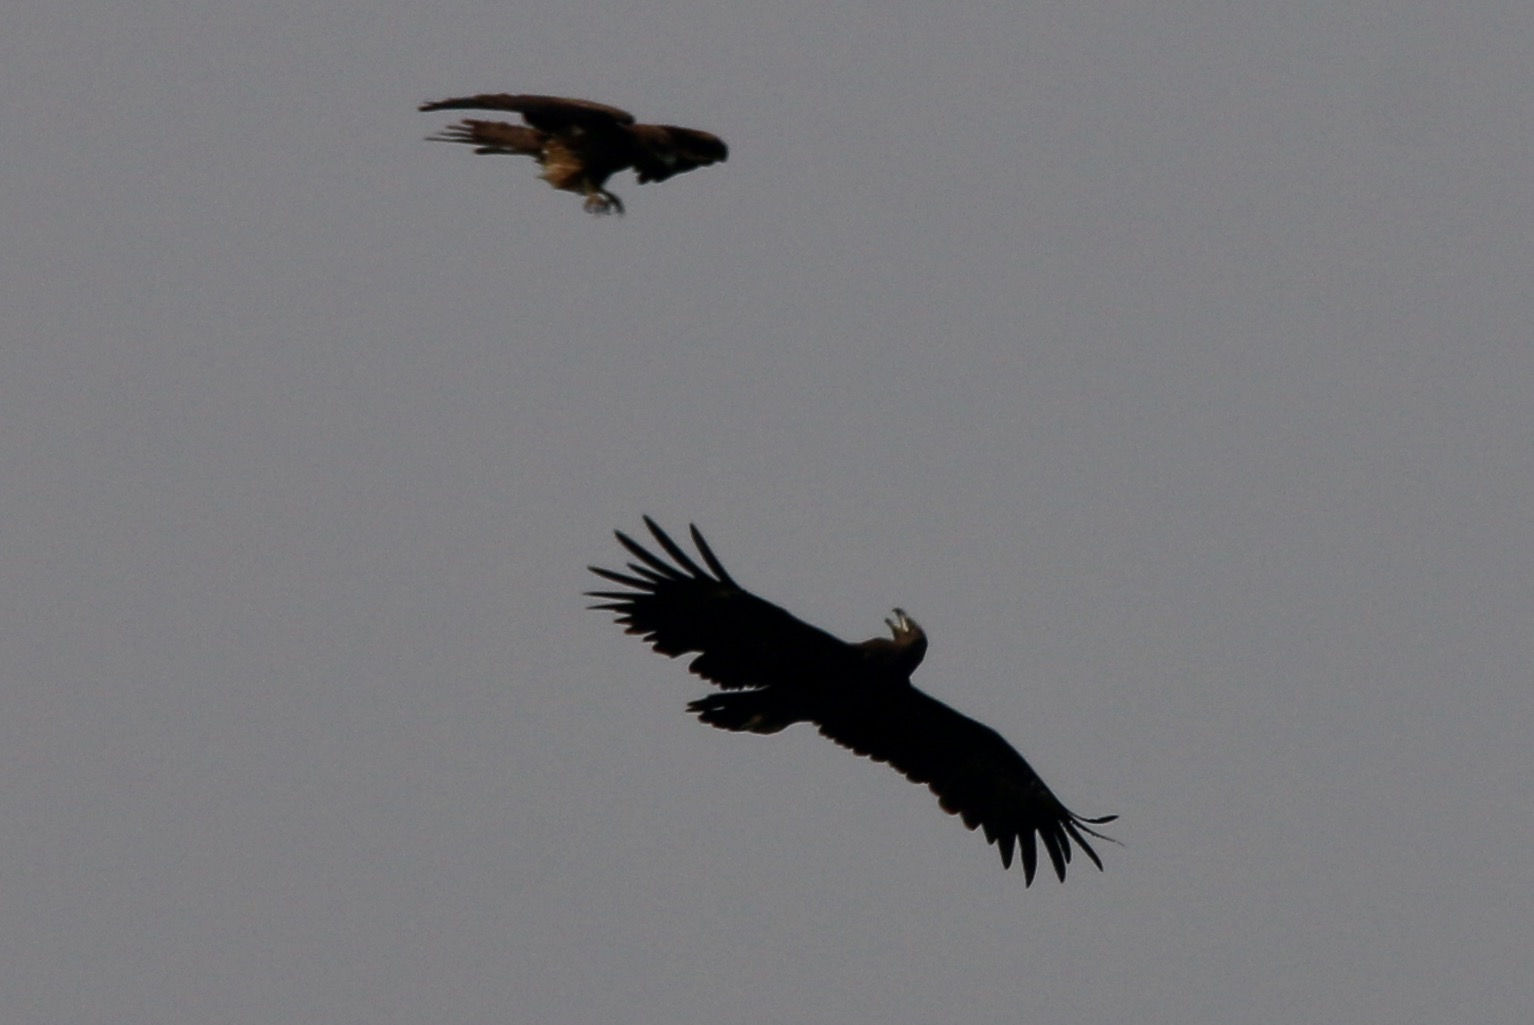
[419,93,727,214]
[588,518,1117,883]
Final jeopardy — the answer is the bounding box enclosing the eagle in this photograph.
[418,93,728,214]
[588,518,1117,883]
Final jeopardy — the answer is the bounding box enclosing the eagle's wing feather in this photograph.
[813,685,1117,882]
[588,517,856,691]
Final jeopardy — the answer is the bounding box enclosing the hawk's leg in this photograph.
[582,189,625,216]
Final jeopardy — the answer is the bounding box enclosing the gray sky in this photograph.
[4,2,1532,1022]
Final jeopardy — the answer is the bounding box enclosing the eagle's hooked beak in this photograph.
[886,608,913,637]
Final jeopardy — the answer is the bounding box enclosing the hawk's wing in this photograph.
[418,94,635,133]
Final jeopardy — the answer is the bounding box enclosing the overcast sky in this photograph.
[4,3,1532,1023]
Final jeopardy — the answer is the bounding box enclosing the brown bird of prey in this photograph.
[588,518,1118,883]
[418,93,728,214]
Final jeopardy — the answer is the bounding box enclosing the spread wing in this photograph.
[587,517,856,691]
[814,686,1118,883]
[418,93,635,132]
[629,125,730,183]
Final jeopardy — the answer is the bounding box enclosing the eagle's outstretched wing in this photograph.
[812,684,1118,884]
[588,517,856,691]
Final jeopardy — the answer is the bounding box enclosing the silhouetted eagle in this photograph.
[588,518,1117,883]
[419,93,728,214]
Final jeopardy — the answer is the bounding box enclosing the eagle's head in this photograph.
[883,608,928,675]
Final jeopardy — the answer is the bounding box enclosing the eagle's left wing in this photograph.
[588,518,858,692]
[814,683,1118,883]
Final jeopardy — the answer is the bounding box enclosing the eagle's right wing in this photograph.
[813,684,1117,883]
[588,518,856,691]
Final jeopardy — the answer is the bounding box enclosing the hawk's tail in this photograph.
[425,120,542,156]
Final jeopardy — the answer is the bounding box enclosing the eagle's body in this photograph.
[419,93,727,214]
[588,518,1117,883]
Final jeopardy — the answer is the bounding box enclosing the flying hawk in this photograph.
[588,518,1117,883]
[419,93,728,214]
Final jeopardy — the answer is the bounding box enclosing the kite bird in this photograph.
[588,518,1118,883]
[419,93,728,214]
